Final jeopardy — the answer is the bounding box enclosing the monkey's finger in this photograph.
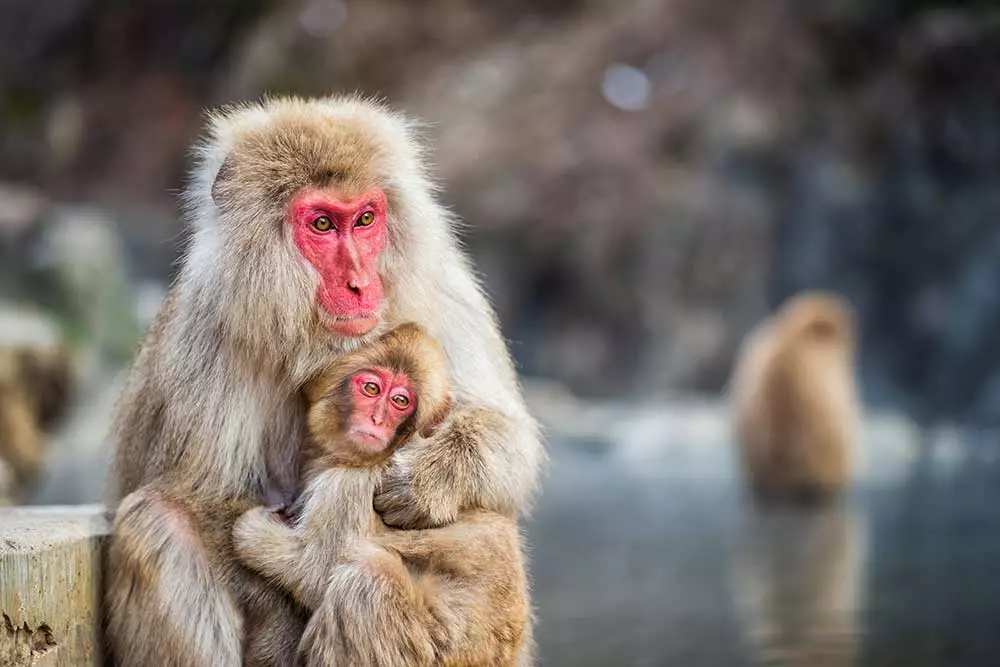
[378,505,428,530]
[373,471,410,512]
[373,489,403,516]
[239,505,285,528]
[374,486,421,528]
[376,493,446,530]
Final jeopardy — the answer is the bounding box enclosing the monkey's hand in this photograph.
[233,506,302,583]
[375,407,513,529]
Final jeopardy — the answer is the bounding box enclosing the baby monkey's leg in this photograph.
[298,541,437,667]
[232,506,338,610]
[372,512,529,667]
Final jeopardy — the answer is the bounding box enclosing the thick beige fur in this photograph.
[104,95,542,666]
[729,291,859,501]
[235,323,528,667]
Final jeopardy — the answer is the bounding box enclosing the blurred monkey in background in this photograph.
[0,342,74,504]
[729,291,859,502]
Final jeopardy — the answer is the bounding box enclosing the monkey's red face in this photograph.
[346,368,416,452]
[289,188,388,337]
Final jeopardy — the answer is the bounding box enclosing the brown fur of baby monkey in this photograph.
[730,291,860,503]
[234,323,529,667]
[104,95,542,667]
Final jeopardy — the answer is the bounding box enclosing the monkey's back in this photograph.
[768,337,856,495]
[732,305,858,501]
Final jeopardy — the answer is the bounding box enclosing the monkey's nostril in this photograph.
[348,272,371,291]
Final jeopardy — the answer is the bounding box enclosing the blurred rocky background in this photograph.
[0,0,998,497]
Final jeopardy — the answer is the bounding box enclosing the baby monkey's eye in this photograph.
[312,216,333,232]
[390,394,410,409]
[362,382,380,397]
[356,211,375,227]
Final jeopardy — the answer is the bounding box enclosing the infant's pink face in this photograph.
[346,368,416,452]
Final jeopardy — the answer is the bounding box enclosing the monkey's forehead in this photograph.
[239,127,385,196]
[207,97,419,199]
[314,351,429,398]
[345,353,422,383]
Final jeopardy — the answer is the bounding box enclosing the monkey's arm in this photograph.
[373,255,546,530]
[377,528,499,581]
[232,508,328,609]
[376,406,540,528]
[375,511,522,578]
[236,468,380,608]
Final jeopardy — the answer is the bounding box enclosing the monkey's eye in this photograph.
[356,211,376,227]
[361,381,380,397]
[390,394,410,409]
[312,216,334,232]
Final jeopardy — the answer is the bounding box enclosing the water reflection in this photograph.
[527,407,1000,667]
[732,503,865,667]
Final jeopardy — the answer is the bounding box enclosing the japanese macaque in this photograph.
[105,96,543,667]
[234,323,528,667]
[0,343,74,504]
[729,291,859,502]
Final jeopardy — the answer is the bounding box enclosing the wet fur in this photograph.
[729,292,859,502]
[105,95,543,666]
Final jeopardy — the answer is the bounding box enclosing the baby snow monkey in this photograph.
[234,323,529,667]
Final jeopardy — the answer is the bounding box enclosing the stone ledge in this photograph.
[0,505,109,666]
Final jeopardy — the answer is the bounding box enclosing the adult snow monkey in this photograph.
[730,291,858,503]
[104,96,543,667]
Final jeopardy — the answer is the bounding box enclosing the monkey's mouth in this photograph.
[315,285,386,337]
[328,315,380,337]
[349,427,390,451]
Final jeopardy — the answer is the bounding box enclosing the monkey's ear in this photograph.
[211,155,235,207]
[419,396,454,439]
